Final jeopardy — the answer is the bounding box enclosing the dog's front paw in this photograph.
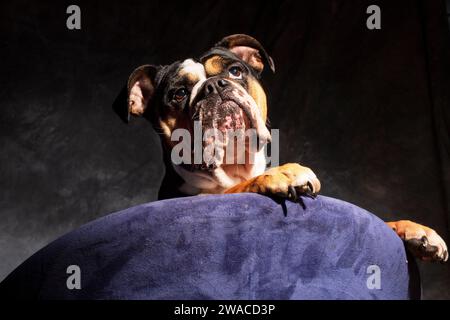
[225,163,320,201]
[387,220,448,262]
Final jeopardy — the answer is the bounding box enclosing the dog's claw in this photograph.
[421,236,428,248]
[288,185,298,202]
[307,181,314,193]
[287,182,318,203]
[406,236,439,260]
[297,197,306,210]
[304,192,317,199]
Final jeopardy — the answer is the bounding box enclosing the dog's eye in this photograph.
[228,66,243,79]
[173,88,188,102]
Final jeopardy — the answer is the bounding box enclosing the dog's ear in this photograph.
[127,64,159,121]
[114,64,159,123]
[215,34,275,74]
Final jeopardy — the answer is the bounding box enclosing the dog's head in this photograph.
[118,34,275,183]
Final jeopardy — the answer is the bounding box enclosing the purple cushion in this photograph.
[0,193,418,299]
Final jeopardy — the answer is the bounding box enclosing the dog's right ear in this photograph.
[127,64,159,121]
[114,64,159,123]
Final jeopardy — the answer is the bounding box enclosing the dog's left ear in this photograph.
[215,34,275,74]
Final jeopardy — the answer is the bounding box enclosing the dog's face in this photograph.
[121,34,275,189]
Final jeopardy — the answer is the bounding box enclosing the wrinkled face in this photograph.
[149,53,270,170]
[125,35,275,172]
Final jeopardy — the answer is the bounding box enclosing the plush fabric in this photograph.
[0,193,419,299]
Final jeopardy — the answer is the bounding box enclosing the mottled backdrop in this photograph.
[0,0,449,298]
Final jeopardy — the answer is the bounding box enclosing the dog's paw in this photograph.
[387,220,448,262]
[225,163,320,201]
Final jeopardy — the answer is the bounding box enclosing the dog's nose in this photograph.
[203,78,230,96]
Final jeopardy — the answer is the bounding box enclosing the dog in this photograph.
[115,34,448,262]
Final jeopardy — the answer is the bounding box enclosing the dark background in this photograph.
[1,0,449,298]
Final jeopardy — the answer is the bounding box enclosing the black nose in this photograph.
[203,77,230,96]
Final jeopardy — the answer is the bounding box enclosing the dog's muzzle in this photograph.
[190,77,271,170]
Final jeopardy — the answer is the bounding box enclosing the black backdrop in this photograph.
[1,0,449,299]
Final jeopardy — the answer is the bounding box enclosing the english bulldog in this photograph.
[116,34,448,262]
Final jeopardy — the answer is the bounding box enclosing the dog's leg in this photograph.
[386,220,448,262]
[226,164,448,263]
[224,163,320,201]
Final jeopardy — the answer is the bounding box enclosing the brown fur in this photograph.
[247,78,267,121]
[204,56,224,76]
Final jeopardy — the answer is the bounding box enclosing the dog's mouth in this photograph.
[188,87,271,172]
[201,100,249,134]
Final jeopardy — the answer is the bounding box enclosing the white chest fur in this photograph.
[173,149,267,195]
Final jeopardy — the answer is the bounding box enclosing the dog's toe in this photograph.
[388,220,448,262]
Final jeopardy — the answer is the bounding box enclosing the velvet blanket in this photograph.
[0,193,419,299]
